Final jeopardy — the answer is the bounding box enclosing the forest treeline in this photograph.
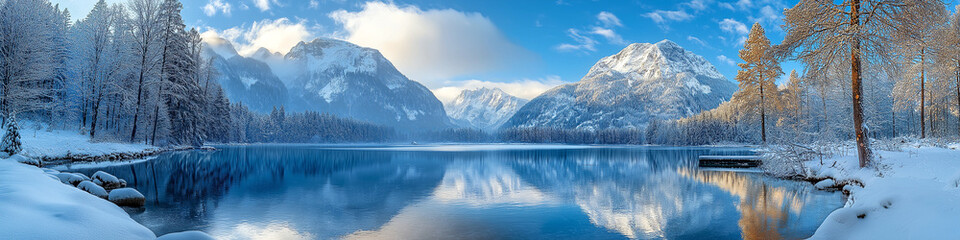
[0,0,393,145]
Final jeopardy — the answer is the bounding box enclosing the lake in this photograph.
[55,145,843,240]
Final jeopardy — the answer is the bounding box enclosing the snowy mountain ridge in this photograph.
[445,87,529,131]
[503,39,737,130]
[203,36,452,130]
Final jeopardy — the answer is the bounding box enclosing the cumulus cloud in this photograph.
[203,18,314,56]
[203,0,232,17]
[432,76,567,103]
[645,10,693,24]
[253,0,270,11]
[716,55,737,66]
[329,1,532,86]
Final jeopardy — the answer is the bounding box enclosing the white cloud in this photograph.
[719,2,735,10]
[329,2,531,86]
[685,0,714,11]
[591,27,625,45]
[206,18,314,56]
[687,36,709,48]
[645,10,693,24]
[719,18,749,45]
[719,18,748,34]
[717,55,737,66]
[253,0,271,11]
[203,0,232,17]
[597,11,622,27]
[556,29,597,52]
[432,77,567,103]
[736,0,753,9]
[309,0,320,9]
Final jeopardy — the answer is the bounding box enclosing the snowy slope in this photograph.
[283,38,452,130]
[504,40,736,130]
[445,87,528,131]
[0,160,156,239]
[203,36,452,130]
[210,54,289,113]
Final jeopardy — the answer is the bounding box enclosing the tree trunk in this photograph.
[760,73,767,143]
[90,92,103,139]
[921,48,926,138]
[851,0,871,168]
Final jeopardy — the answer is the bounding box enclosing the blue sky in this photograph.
[55,0,811,102]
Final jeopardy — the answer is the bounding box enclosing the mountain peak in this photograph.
[447,87,528,131]
[586,39,723,80]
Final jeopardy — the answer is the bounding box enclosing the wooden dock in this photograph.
[698,155,762,168]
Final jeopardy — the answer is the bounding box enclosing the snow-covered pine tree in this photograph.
[0,114,22,157]
[734,23,781,143]
[780,0,945,167]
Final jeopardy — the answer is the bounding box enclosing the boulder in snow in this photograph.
[74,172,91,181]
[42,168,60,175]
[77,181,108,199]
[56,173,85,186]
[108,188,145,207]
[92,171,122,190]
[815,179,838,190]
[157,231,216,240]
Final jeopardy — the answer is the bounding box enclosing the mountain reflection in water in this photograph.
[56,145,843,239]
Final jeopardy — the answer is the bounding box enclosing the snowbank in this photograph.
[0,159,155,239]
[793,146,960,239]
[19,128,155,160]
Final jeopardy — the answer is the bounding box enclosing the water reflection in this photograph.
[56,145,841,239]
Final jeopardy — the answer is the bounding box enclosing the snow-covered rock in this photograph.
[92,171,122,190]
[504,40,737,130]
[814,179,837,190]
[445,87,528,131]
[157,231,216,240]
[108,188,145,207]
[56,173,85,186]
[0,160,155,239]
[77,180,109,199]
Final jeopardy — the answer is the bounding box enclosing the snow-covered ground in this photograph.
[0,159,156,239]
[790,144,960,239]
[19,127,156,160]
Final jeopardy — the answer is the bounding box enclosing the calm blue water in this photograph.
[56,145,843,240]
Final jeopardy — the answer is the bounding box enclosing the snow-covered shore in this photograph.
[19,128,156,162]
[0,128,214,239]
[767,142,960,239]
[0,159,156,239]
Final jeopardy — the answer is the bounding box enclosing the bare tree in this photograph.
[779,0,946,167]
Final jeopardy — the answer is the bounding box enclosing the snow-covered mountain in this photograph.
[445,88,528,131]
[282,38,451,130]
[209,54,289,113]
[503,40,737,130]
[203,37,452,130]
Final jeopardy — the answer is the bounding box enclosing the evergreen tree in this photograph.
[0,114,22,157]
[734,23,781,143]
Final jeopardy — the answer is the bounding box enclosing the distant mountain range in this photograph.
[203,37,452,131]
[444,87,528,131]
[503,40,737,130]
